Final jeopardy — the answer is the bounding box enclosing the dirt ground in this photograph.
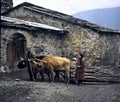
[0,69,120,102]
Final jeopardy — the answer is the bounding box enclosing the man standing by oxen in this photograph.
[26,47,36,81]
[17,47,36,81]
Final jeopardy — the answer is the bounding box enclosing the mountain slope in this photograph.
[73,7,120,30]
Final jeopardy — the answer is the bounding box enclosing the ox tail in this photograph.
[69,59,72,80]
[69,66,72,83]
[69,59,74,84]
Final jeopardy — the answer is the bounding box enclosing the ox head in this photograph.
[35,60,47,70]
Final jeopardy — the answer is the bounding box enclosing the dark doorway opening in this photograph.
[7,33,26,70]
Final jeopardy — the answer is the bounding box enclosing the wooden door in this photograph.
[7,33,26,70]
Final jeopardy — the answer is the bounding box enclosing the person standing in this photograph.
[75,53,85,85]
[26,47,35,81]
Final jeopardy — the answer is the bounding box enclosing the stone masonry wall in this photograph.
[2,6,120,66]
[99,34,120,66]
[1,27,64,71]
[1,0,13,14]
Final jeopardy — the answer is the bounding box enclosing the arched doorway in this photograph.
[7,33,27,70]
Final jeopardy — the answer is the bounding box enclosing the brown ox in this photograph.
[33,56,71,84]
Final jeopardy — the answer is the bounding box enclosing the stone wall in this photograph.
[1,27,65,71]
[2,5,120,66]
[28,30,64,56]
[1,0,13,14]
[99,34,120,66]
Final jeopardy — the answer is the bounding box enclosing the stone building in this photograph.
[1,0,13,14]
[1,2,120,72]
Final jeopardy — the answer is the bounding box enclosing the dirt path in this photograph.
[0,68,120,102]
[0,80,120,102]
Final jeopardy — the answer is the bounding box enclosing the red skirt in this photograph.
[75,66,85,80]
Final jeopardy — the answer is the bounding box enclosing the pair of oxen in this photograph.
[17,56,71,84]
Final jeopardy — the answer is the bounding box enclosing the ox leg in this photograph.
[33,68,38,81]
[33,72,37,81]
[45,70,51,82]
[62,70,66,79]
[40,71,44,81]
[54,71,60,82]
[64,71,70,84]
[48,73,51,82]
[67,72,70,84]
[50,71,55,82]
[64,71,67,83]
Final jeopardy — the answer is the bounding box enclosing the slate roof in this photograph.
[2,2,120,34]
[1,16,66,33]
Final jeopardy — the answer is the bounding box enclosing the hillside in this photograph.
[73,7,120,30]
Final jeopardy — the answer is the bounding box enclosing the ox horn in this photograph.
[32,60,37,64]
[39,60,47,63]
[43,61,47,63]
[20,57,24,60]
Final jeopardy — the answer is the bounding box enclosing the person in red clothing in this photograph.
[75,53,85,85]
